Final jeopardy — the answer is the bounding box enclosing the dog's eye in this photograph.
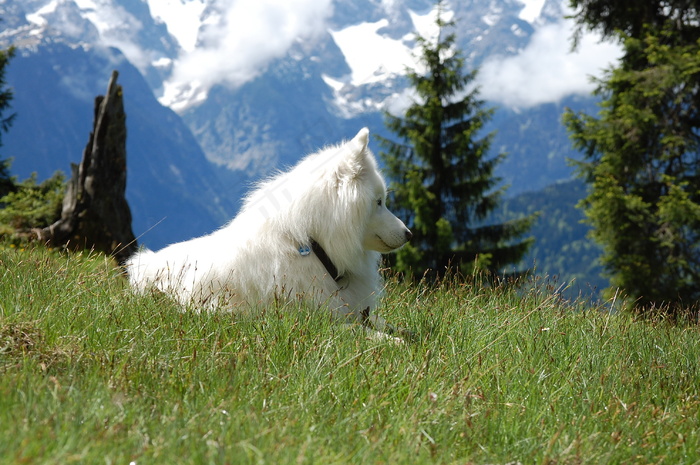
[377,198,383,207]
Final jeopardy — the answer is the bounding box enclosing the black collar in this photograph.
[310,238,343,282]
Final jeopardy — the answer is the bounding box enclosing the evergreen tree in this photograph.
[564,0,700,312]
[568,0,700,43]
[0,45,16,198]
[378,5,533,277]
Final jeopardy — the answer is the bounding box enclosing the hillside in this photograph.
[1,244,698,463]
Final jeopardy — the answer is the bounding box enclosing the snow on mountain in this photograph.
[325,6,449,85]
[7,0,619,113]
[328,19,413,88]
[4,0,179,91]
[145,0,206,52]
[321,0,619,117]
[320,5,452,119]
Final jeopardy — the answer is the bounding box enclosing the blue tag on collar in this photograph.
[299,244,311,256]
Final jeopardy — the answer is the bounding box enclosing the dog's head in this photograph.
[326,128,412,253]
[245,128,412,260]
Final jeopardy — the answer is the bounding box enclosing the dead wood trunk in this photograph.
[39,70,137,263]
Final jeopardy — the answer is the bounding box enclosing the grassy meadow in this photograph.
[1,244,699,464]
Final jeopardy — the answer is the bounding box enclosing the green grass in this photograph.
[1,244,698,464]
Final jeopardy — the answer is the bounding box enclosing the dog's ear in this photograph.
[336,128,370,182]
[349,127,370,156]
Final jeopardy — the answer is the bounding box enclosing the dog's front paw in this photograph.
[385,323,418,343]
[360,308,417,343]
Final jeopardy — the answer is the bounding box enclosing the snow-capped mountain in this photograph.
[167,0,616,191]
[0,0,620,251]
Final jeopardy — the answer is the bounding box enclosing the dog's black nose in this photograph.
[405,229,413,241]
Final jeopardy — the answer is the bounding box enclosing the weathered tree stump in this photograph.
[39,70,137,263]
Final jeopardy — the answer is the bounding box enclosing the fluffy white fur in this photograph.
[125,128,412,333]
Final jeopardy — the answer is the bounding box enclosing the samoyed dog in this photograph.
[126,128,412,337]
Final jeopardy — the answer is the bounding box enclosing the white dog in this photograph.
[126,128,412,336]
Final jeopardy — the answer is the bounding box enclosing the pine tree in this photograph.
[377,4,533,277]
[564,0,700,312]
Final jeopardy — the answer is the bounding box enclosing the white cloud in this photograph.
[477,18,622,108]
[159,0,333,110]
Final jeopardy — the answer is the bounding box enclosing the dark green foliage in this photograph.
[0,158,14,199]
[0,171,65,238]
[378,4,533,277]
[564,0,700,312]
[567,0,700,43]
